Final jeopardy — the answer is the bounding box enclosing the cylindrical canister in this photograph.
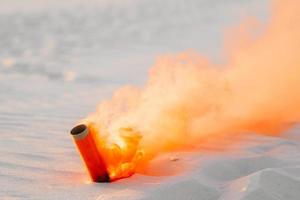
[70,124,109,182]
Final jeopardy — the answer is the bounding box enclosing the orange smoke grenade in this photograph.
[70,124,109,182]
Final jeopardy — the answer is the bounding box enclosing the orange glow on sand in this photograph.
[77,0,300,181]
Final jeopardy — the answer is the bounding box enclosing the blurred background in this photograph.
[0,0,269,199]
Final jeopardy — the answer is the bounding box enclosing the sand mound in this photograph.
[222,168,300,200]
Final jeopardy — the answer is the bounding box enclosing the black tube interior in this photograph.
[70,124,87,135]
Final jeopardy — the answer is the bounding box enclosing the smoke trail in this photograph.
[83,0,300,165]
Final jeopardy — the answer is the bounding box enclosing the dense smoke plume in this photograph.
[83,0,300,165]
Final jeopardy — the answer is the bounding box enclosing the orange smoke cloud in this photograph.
[82,0,300,177]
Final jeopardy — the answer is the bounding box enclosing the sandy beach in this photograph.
[1,0,300,199]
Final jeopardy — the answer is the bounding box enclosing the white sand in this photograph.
[1,0,300,199]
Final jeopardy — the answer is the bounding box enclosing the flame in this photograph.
[82,0,300,181]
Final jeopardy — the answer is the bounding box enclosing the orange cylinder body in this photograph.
[71,124,109,182]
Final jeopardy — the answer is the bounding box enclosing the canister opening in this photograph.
[71,124,87,135]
